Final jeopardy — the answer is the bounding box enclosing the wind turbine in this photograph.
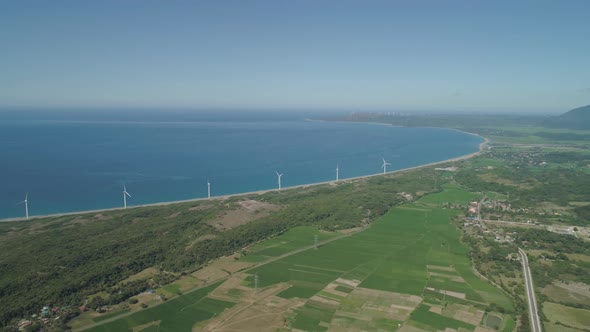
[207,179,211,199]
[18,193,29,219]
[336,164,339,182]
[276,171,284,191]
[122,184,132,209]
[381,158,391,174]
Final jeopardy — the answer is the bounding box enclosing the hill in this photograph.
[545,104,590,130]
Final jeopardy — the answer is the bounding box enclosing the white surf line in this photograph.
[2,126,488,223]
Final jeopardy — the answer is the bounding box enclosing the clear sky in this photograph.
[1,1,589,113]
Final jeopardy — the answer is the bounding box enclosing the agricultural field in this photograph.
[542,302,590,332]
[84,282,233,332]
[85,184,513,332]
[241,226,341,263]
[418,183,480,205]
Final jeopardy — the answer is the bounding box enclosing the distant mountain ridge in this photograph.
[545,105,590,130]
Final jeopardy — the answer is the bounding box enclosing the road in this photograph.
[518,248,542,332]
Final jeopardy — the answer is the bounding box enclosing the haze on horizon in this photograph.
[1,1,589,114]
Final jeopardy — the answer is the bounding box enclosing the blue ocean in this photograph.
[0,111,482,219]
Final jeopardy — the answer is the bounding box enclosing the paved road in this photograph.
[519,248,542,332]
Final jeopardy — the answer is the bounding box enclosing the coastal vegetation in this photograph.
[2,110,590,331]
[0,164,438,328]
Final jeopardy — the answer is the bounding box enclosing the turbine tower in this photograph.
[336,164,339,182]
[207,179,211,199]
[276,171,284,191]
[18,193,29,219]
[381,158,391,174]
[123,184,132,209]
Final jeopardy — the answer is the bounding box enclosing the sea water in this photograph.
[0,110,482,219]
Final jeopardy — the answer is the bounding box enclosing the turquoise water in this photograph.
[0,111,482,219]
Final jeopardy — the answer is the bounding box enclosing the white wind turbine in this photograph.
[381,158,391,174]
[276,171,284,191]
[18,193,29,219]
[122,184,132,209]
[336,164,339,182]
[207,179,211,199]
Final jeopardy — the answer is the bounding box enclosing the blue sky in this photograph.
[1,1,589,113]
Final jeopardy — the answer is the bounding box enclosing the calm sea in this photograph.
[0,110,482,219]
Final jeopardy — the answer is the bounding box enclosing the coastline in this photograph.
[1,124,488,223]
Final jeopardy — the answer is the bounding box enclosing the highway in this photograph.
[519,248,542,332]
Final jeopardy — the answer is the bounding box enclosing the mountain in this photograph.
[545,105,590,130]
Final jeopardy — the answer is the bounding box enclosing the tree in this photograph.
[89,296,106,310]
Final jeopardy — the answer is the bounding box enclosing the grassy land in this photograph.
[543,302,590,331]
[247,203,510,309]
[241,226,340,263]
[418,183,480,204]
[85,282,233,332]
[410,304,475,330]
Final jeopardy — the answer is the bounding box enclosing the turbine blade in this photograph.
[126,192,132,197]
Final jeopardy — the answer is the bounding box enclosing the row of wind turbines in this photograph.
[276,157,390,190]
[14,158,393,220]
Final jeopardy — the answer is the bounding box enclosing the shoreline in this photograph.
[1,124,488,223]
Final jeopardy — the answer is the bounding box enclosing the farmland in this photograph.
[85,282,233,332]
[543,302,590,332]
[82,184,513,332]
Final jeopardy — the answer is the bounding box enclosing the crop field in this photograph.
[241,226,340,262]
[409,304,475,330]
[85,185,512,331]
[241,201,511,330]
[85,282,234,332]
[543,302,590,332]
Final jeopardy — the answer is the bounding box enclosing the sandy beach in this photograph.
[1,126,488,223]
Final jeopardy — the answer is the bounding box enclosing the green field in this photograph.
[419,183,481,204]
[241,226,340,262]
[291,302,335,332]
[543,302,590,331]
[246,202,513,310]
[84,185,512,331]
[85,282,234,332]
[410,304,475,330]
